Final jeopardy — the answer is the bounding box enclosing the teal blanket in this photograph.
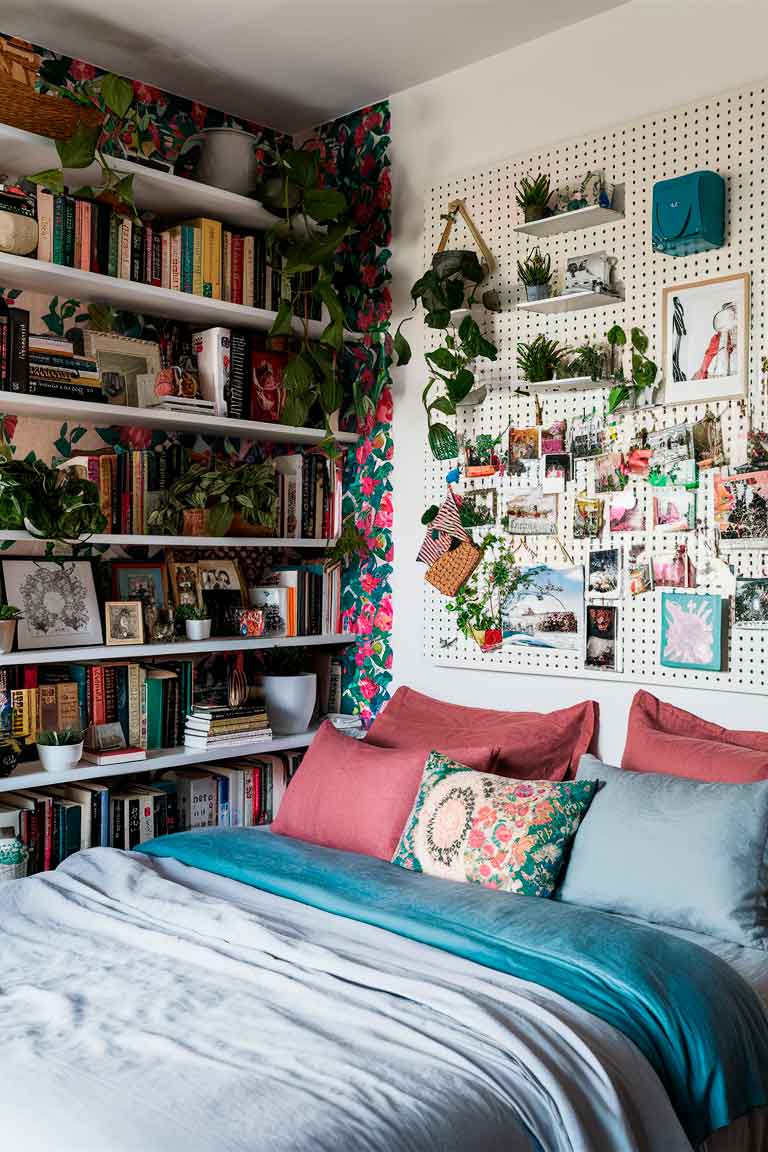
[139,828,768,1145]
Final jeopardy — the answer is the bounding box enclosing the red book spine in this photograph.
[231,235,244,305]
[80,202,92,272]
[90,665,106,725]
[43,798,53,871]
[251,765,261,823]
[144,225,153,286]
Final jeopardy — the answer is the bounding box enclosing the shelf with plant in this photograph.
[516,334,568,385]
[515,174,552,224]
[147,455,278,539]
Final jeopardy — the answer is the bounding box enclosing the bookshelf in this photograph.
[0,530,338,547]
[0,727,319,793]
[0,393,358,446]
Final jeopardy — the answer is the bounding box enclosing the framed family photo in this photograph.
[111,561,168,609]
[662,273,749,405]
[105,601,144,645]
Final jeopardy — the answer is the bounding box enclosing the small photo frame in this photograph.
[168,562,203,608]
[197,559,246,599]
[508,427,541,465]
[587,548,620,598]
[83,332,163,406]
[662,273,749,405]
[734,577,768,629]
[542,453,571,493]
[660,592,724,671]
[585,604,618,671]
[105,601,144,645]
[594,452,626,494]
[111,561,168,609]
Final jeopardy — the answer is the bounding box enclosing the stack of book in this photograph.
[183,703,272,750]
[28,332,103,403]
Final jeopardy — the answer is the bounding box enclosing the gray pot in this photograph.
[524,205,546,222]
[260,673,317,735]
[175,128,261,195]
[525,284,551,301]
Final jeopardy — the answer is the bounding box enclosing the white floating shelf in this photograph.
[525,375,610,394]
[0,727,319,793]
[0,124,307,235]
[0,252,360,340]
[514,203,625,237]
[518,290,622,314]
[0,392,358,445]
[0,632,351,668]
[0,530,334,548]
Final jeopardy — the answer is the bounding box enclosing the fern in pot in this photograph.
[0,604,21,655]
[36,728,84,773]
[517,247,552,302]
[257,648,317,736]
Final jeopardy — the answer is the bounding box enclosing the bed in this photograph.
[1,826,767,1152]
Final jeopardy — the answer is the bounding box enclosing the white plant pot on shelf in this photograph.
[0,619,16,654]
[36,741,83,773]
[260,673,317,735]
[185,618,212,640]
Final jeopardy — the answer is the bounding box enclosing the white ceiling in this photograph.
[4,0,627,132]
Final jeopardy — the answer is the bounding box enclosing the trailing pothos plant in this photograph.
[255,145,352,446]
[606,324,658,413]
[446,532,544,641]
[0,441,106,554]
[27,71,138,216]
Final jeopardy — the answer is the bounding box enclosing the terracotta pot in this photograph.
[228,514,276,538]
[182,508,208,536]
[0,619,17,654]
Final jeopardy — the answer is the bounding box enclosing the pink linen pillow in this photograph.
[622,690,768,782]
[366,686,597,780]
[272,720,497,860]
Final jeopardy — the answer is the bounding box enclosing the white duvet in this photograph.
[0,848,696,1152]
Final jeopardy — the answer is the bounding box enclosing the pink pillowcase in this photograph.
[622,690,768,782]
[365,686,597,780]
[272,720,496,860]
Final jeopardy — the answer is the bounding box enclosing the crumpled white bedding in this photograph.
[0,847,701,1152]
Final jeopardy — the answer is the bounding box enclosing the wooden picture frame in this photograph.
[662,272,749,405]
[197,559,247,602]
[83,331,162,406]
[168,561,203,609]
[111,561,168,610]
[104,600,145,645]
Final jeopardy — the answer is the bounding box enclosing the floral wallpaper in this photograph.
[0,37,394,725]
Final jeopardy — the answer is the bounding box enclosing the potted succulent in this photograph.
[176,604,212,641]
[0,604,21,654]
[35,728,84,773]
[257,648,317,735]
[515,173,552,222]
[517,334,567,383]
[517,247,552,302]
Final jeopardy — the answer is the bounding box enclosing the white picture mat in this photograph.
[663,274,749,404]
[2,560,103,649]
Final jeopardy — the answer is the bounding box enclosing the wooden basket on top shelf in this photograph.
[0,74,103,141]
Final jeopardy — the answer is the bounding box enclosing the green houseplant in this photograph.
[517,334,567,383]
[0,449,106,552]
[515,174,552,222]
[517,247,552,302]
[35,727,85,773]
[148,458,277,538]
[605,324,658,413]
[564,340,607,382]
[175,604,212,641]
[0,604,21,656]
[446,533,545,650]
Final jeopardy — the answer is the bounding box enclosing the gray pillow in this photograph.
[557,754,768,948]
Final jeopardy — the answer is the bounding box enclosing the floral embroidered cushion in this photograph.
[392,751,596,896]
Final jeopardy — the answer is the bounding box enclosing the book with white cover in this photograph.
[192,326,230,415]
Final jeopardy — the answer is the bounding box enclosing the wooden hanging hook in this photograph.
[437,198,497,276]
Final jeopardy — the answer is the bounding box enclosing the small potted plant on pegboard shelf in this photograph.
[517,246,553,302]
[515,173,552,222]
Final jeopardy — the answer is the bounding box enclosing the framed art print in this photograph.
[660,592,724,671]
[662,273,749,405]
[734,577,768,628]
[111,561,168,609]
[2,559,103,649]
[502,488,557,535]
[83,332,162,406]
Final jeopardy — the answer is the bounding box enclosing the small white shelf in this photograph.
[514,203,625,237]
[525,375,610,394]
[0,529,335,548]
[0,727,318,793]
[518,290,622,314]
[0,124,306,235]
[0,632,351,667]
[0,392,358,446]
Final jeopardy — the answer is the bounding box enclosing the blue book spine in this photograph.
[180,224,194,293]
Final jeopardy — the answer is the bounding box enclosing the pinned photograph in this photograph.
[501,565,584,652]
[502,488,558,535]
[585,605,618,671]
[570,414,605,459]
[594,452,626,494]
[542,453,571,493]
[459,487,497,528]
[587,548,620,598]
[693,412,727,469]
[507,427,541,465]
[627,544,653,596]
[714,470,768,543]
[609,489,644,533]
[573,494,604,539]
[646,423,696,487]
[660,592,724,671]
[105,601,144,645]
[734,578,768,629]
[663,273,749,404]
[653,489,696,532]
[652,546,690,589]
[541,419,567,455]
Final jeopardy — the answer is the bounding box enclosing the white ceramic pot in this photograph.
[260,673,317,735]
[0,619,16,654]
[36,741,83,773]
[186,618,212,640]
[176,128,261,195]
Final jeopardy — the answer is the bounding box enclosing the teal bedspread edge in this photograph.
[138,827,768,1145]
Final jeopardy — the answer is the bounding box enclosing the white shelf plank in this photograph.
[514,204,624,237]
[0,530,335,548]
[0,728,318,792]
[0,632,351,667]
[0,253,360,340]
[0,392,358,445]
[517,290,622,314]
[525,375,611,394]
[0,124,306,235]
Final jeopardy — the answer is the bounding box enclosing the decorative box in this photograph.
[237,608,265,638]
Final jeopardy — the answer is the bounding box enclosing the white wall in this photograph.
[388,0,768,763]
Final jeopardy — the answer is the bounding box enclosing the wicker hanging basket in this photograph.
[0,74,103,141]
[425,539,481,597]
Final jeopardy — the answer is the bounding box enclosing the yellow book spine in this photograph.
[192,225,203,296]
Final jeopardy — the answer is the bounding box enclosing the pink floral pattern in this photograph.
[393,752,596,897]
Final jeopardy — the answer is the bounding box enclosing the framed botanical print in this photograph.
[111,561,168,609]
[662,273,749,404]
[2,559,102,649]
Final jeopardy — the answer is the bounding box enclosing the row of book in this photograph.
[274,452,344,540]
[0,752,302,873]
[60,443,190,534]
[33,189,323,317]
[251,561,343,638]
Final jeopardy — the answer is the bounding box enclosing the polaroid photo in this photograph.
[542,453,572,494]
[585,604,619,671]
[587,548,621,598]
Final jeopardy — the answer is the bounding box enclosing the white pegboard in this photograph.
[423,81,768,696]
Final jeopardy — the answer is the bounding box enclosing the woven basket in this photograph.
[0,74,102,141]
[425,540,480,596]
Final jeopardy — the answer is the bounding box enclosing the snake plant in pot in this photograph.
[36,728,84,773]
[517,246,552,302]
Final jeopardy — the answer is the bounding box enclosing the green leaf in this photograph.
[428,422,458,460]
[425,347,457,372]
[317,365,342,414]
[421,505,439,525]
[630,326,649,354]
[284,222,350,273]
[448,368,475,402]
[283,353,315,394]
[458,251,485,283]
[314,274,345,322]
[320,316,344,350]
[73,186,96,199]
[101,73,133,118]
[282,149,318,188]
[425,308,451,329]
[87,302,115,332]
[303,187,347,222]
[269,298,295,338]
[606,324,627,347]
[113,174,134,205]
[206,503,233,537]
[607,384,629,413]
[27,168,65,195]
[430,396,457,416]
[55,120,100,169]
[393,318,412,366]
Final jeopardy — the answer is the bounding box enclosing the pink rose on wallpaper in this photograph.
[360,475,379,497]
[133,80,162,104]
[356,439,373,467]
[359,706,373,725]
[385,547,394,563]
[120,427,153,450]
[359,678,378,701]
[361,264,378,287]
[2,415,17,440]
[384,651,393,670]
[70,60,97,81]
[354,124,366,147]
[376,389,393,424]
[374,607,392,632]
[190,101,207,129]
[360,153,376,179]
[374,493,393,528]
[354,641,374,667]
[360,572,380,593]
[363,110,382,131]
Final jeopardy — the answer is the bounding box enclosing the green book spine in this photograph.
[145,677,164,750]
[62,805,81,861]
[52,195,66,265]
[180,224,194,293]
[108,214,120,278]
[63,197,76,266]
